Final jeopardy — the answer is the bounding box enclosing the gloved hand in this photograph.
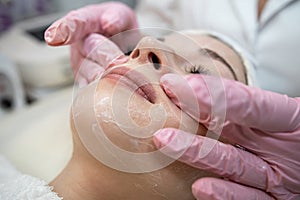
[44,2,138,86]
[154,73,300,200]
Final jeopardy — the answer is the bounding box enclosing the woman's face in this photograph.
[91,33,246,151]
[71,33,246,199]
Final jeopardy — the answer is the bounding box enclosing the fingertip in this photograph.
[160,74,181,100]
[44,28,53,44]
[160,73,192,94]
[192,178,220,200]
[44,24,68,46]
[44,26,58,45]
[153,128,176,149]
[153,128,198,161]
[107,55,129,69]
[191,179,206,199]
[160,73,180,85]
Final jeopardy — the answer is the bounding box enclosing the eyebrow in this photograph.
[200,48,238,81]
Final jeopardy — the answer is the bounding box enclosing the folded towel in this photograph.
[0,155,62,200]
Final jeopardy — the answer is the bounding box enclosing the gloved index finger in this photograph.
[160,74,300,132]
[44,2,137,46]
[45,5,104,46]
[153,128,271,191]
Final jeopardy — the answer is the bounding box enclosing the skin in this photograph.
[50,33,247,200]
[258,0,268,20]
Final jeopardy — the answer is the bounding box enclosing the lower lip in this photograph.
[104,74,153,103]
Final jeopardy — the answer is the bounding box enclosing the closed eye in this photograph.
[185,64,208,74]
[156,37,165,42]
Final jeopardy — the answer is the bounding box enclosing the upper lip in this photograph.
[103,66,156,103]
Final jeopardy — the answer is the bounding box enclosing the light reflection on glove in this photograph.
[154,73,300,200]
[44,2,138,86]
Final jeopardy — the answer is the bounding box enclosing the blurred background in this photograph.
[0,0,136,182]
[0,0,136,118]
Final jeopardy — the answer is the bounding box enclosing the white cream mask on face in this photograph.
[71,65,200,173]
[71,29,234,174]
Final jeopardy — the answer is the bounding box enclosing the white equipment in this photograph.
[0,13,74,98]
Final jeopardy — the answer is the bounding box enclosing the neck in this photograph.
[50,154,107,200]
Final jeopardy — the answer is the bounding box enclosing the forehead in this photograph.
[162,32,238,65]
[162,33,205,62]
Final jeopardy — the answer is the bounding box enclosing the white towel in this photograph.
[0,155,62,200]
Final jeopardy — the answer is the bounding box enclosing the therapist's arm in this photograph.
[154,73,300,200]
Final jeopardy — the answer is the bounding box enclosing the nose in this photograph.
[129,37,175,71]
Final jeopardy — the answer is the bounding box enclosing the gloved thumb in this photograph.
[160,73,214,125]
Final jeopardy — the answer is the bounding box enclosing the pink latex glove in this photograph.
[44,2,138,86]
[154,73,300,200]
[73,33,128,86]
